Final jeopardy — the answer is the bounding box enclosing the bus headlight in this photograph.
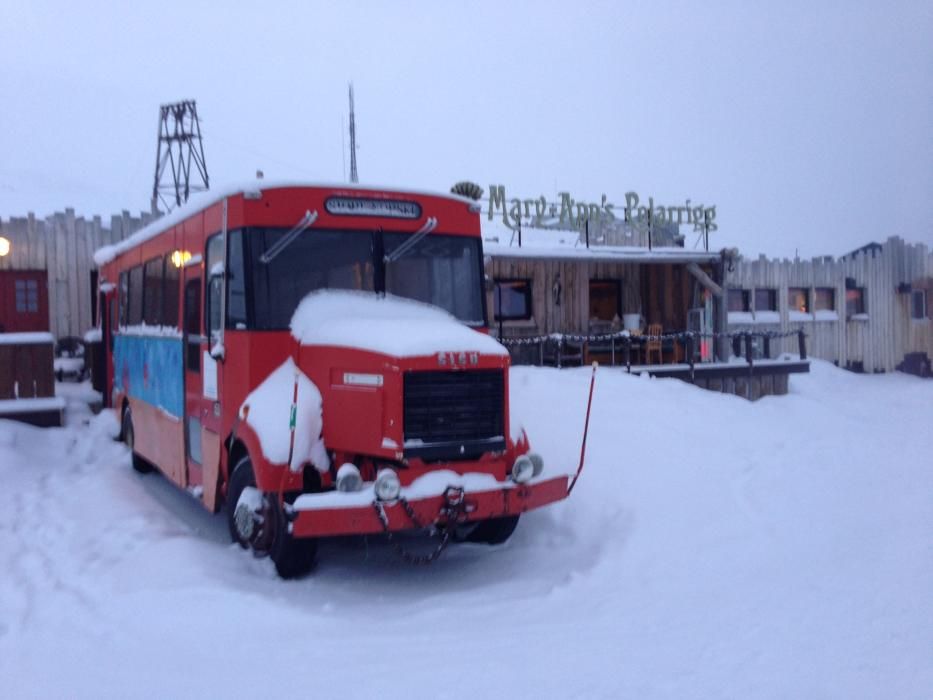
[511,455,535,484]
[528,452,544,477]
[374,468,401,501]
[336,463,362,492]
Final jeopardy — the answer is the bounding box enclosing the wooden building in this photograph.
[0,209,153,339]
[726,236,933,375]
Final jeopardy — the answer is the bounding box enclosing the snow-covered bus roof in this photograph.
[93,179,479,268]
[482,219,721,264]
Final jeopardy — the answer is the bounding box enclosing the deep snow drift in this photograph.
[0,362,931,699]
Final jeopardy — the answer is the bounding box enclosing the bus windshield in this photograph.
[383,233,484,326]
[246,228,485,329]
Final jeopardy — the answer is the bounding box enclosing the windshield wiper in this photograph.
[259,209,318,264]
[383,217,438,263]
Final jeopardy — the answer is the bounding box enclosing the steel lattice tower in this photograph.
[151,100,209,213]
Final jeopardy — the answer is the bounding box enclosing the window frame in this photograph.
[910,289,928,320]
[588,279,621,322]
[787,287,810,314]
[754,288,777,312]
[727,287,750,313]
[845,287,866,317]
[493,278,533,322]
[814,287,836,312]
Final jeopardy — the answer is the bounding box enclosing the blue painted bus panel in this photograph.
[113,334,184,418]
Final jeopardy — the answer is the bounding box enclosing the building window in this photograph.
[127,265,144,325]
[143,257,164,326]
[727,288,750,312]
[787,287,810,313]
[589,280,620,321]
[814,287,835,311]
[14,279,39,313]
[911,289,928,320]
[846,288,865,316]
[493,280,532,321]
[754,288,777,312]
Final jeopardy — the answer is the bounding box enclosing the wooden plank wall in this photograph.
[727,236,933,371]
[487,257,643,337]
[487,256,715,346]
[0,209,154,338]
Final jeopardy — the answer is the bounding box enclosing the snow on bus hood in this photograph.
[240,358,329,473]
[289,290,508,358]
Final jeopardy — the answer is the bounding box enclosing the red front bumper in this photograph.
[289,475,570,538]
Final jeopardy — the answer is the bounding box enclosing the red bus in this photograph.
[96,183,573,577]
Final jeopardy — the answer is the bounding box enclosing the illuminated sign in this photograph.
[325,197,422,219]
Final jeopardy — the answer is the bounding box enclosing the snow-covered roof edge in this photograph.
[93,179,479,267]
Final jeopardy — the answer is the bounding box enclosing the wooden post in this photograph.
[798,329,807,360]
[687,334,695,381]
[624,337,631,373]
[745,332,754,372]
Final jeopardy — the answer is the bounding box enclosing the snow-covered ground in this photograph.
[1,363,931,699]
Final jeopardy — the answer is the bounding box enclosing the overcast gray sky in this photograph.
[1,0,930,258]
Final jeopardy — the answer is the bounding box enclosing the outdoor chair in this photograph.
[645,323,663,364]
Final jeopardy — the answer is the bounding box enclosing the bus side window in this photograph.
[227,229,247,328]
[206,234,224,343]
[184,279,201,373]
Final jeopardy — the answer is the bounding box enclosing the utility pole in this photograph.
[348,83,359,183]
[151,100,209,213]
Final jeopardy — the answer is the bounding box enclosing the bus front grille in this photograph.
[403,370,505,461]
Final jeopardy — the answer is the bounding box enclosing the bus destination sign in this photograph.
[325,196,422,219]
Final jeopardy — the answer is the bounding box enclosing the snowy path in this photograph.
[1,363,931,699]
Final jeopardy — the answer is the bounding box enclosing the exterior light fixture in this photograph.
[0,236,10,257]
[171,250,192,268]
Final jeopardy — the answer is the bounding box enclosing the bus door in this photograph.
[182,236,225,510]
[182,275,206,490]
[98,286,115,406]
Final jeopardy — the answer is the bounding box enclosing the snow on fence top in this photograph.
[481,219,720,263]
[290,290,508,358]
[93,179,477,267]
[0,332,55,345]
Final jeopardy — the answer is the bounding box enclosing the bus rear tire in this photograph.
[226,456,317,579]
[466,514,520,545]
[122,408,153,474]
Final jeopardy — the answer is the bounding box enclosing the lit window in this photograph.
[788,287,810,313]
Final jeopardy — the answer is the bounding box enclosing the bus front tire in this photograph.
[122,408,153,474]
[226,456,317,579]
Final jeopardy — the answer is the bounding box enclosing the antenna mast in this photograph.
[151,100,210,213]
[348,83,359,183]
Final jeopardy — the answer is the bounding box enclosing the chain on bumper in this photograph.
[372,486,471,565]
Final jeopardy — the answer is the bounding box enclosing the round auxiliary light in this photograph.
[511,455,535,484]
[528,452,544,478]
[0,236,10,257]
[374,468,401,501]
[336,463,362,492]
